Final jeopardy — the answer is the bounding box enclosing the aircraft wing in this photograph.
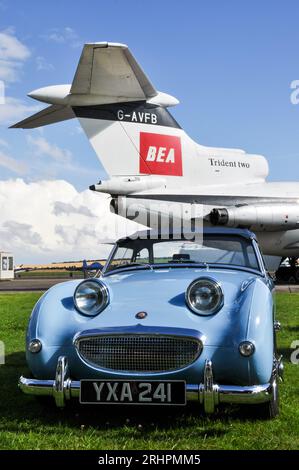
[70,42,157,100]
[10,104,75,129]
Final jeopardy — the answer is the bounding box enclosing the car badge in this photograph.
[135,311,147,319]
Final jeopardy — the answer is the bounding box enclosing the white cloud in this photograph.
[0,29,31,82]
[0,29,30,61]
[25,135,96,180]
[0,96,41,126]
[0,149,27,174]
[2,220,42,245]
[0,59,21,82]
[36,56,54,71]
[0,138,27,174]
[0,179,142,263]
[53,201,96,218]
[41,27,81,48]
[0,79,4,104]
[27,135,72,164]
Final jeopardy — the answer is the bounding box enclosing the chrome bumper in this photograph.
[19,356,274,413]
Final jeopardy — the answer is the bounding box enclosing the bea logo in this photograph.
[139,132,182,176]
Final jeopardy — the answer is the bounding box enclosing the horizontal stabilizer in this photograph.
[70,42,157,101]
[10,105,75,129]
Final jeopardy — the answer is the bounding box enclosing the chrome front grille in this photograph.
[76,334,202,373]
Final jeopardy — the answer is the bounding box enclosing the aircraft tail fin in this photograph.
[11,42,184,180]
[69,43,182,179]
[11,42,270,188]
[82,259,88,270]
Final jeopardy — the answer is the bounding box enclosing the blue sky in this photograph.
[1,0,299,263]
[1,0,299,186]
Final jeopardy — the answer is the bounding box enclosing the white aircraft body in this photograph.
[11,42,299,270]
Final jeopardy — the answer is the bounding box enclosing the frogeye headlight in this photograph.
[74,279,109,316]
[186,277,223,315]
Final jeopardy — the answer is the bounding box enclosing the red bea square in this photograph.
[139,132,182,176]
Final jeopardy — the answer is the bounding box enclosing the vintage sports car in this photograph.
[19,228,283,417]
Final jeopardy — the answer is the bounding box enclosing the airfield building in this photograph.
[0,252,14,280]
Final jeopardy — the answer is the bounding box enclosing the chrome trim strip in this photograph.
[252,238,267,277]
[101,242,118,275]
[73,325,206,342]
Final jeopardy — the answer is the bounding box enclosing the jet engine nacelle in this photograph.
[210,204,299,232]
[90,176,166,195]
[110,196,204,232]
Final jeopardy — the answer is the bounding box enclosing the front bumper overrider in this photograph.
[18,356,276,413]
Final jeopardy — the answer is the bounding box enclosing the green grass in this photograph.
[15,270,82,279]
[0,292,298,450]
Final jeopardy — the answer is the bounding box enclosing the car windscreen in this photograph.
[104,234,260,272]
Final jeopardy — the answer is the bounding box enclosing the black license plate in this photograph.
[80,380,186,405]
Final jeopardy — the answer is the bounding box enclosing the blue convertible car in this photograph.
[19,228,283,417]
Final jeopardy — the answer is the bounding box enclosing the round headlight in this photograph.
[186,277,223,315]
[74,280,109,316]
